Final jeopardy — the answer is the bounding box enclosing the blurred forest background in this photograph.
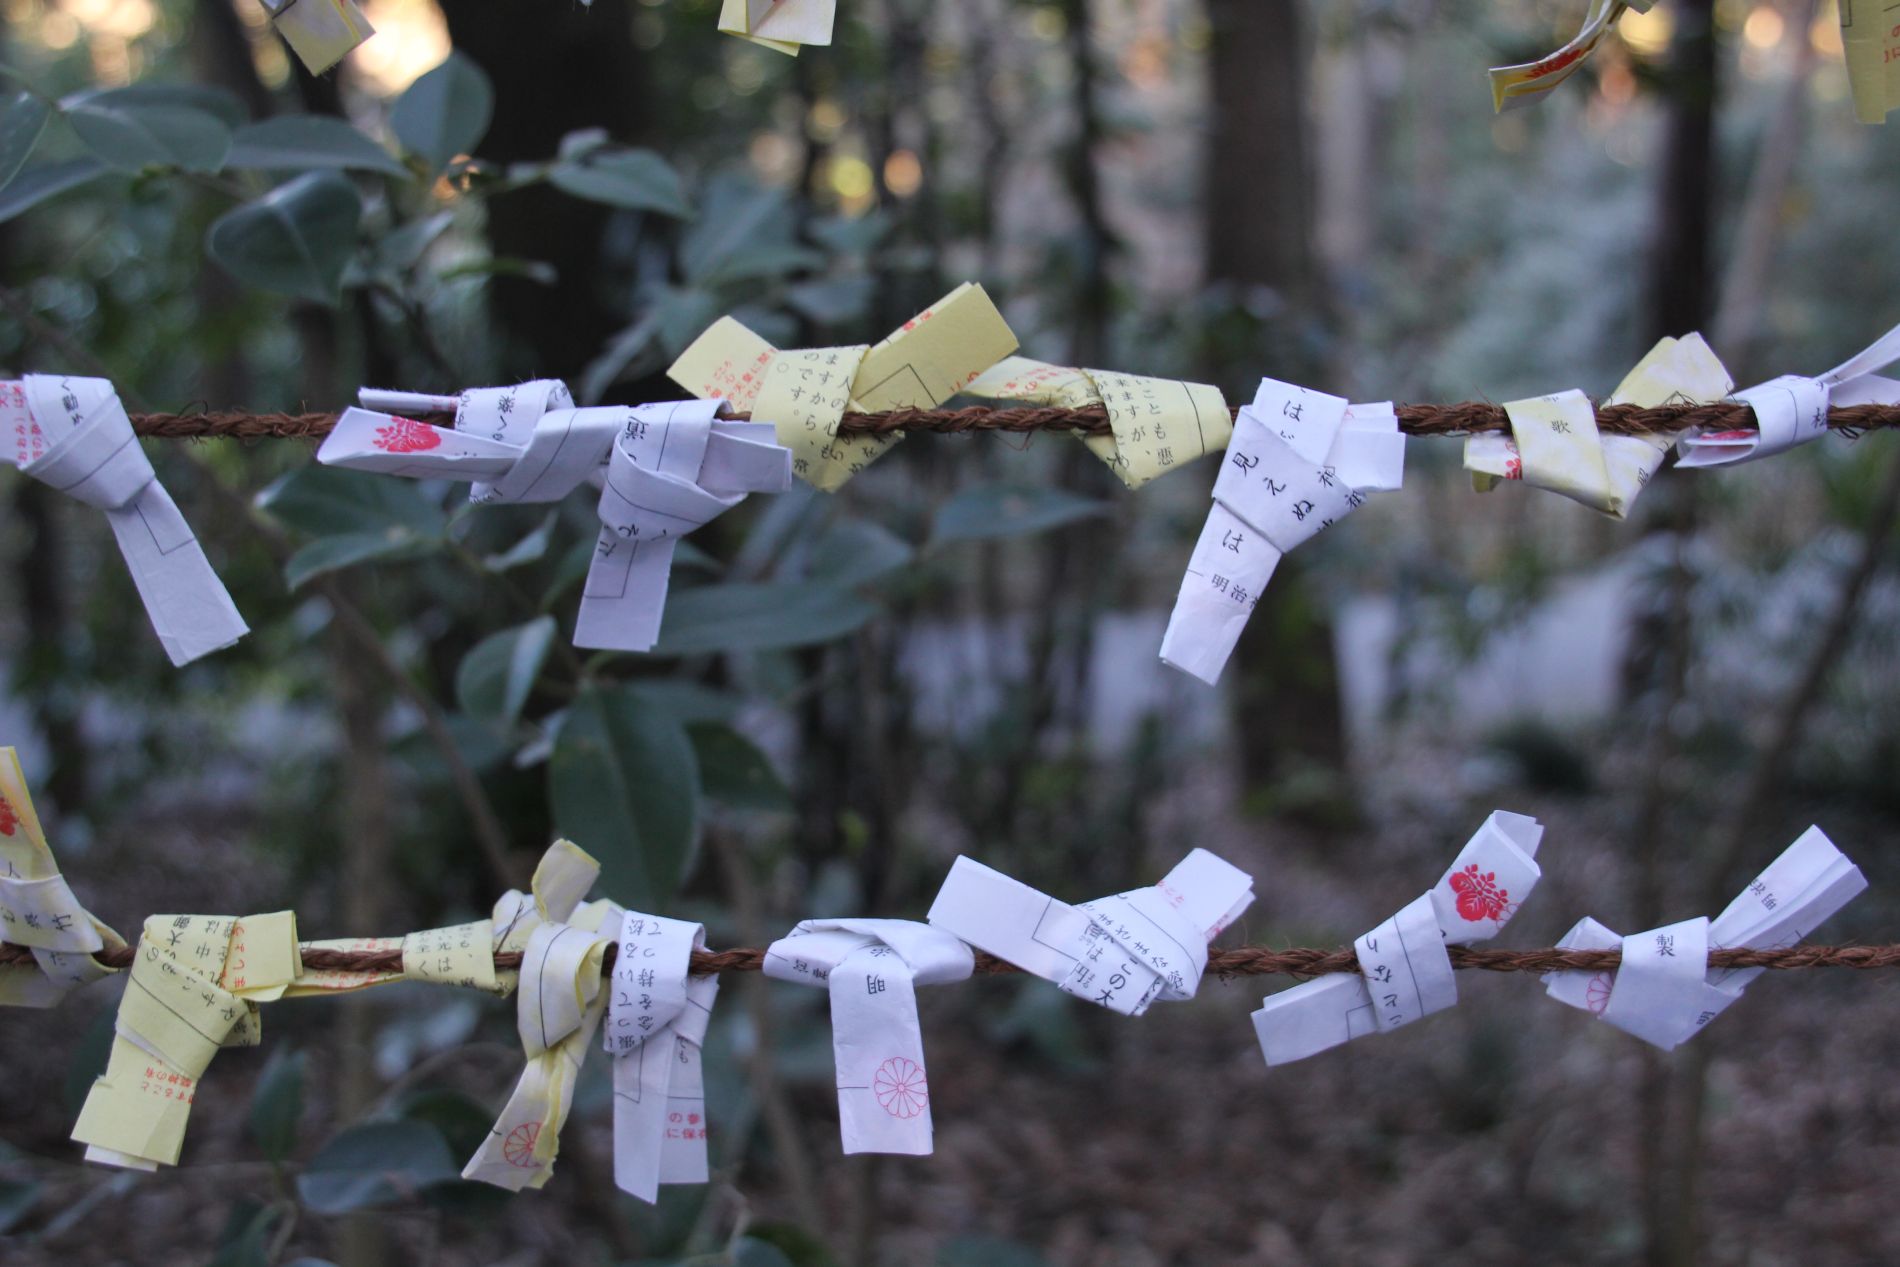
[1,0,1899,1263]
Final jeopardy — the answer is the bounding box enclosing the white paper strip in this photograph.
[1159,380,1404,685]
[1678,321,1900,467]
[0,376,248,666]
[1252,810,1543,1067]
[605,911,718,1202]
[927,849,1254,1019]
[1543,826,1867,1049]
[763,919,972,1156]
[320,385,792,652]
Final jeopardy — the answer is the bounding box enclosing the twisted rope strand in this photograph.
[122,402,1900,442]
[7,938,1896,980]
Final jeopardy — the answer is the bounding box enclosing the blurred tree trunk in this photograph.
[443,1,651,381]
[1201,0,1349,800]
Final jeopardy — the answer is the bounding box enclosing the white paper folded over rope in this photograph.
[763,919,972,1155]
[927,849,1255,1017]
[320,384,792,651]
[1677,320,1900,467]
[1544,826,1866,1049]
[1253,810,1544,1066]
[604,911,718,1201]
[1159,378,1405,685]
[0,376,248,665]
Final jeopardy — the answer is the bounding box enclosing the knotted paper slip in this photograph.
[1488,0,1643,111]
[262,0,372,75]
[763,919,973,1155]
[465,839,620,1190]
[1465,334,1734,517]
[320,386,792,652]
[605,911,719,1202]
[0,747,123,1008]
[72,910,301,1170]
[717,0,835,53]
[1544,827,1865,1049]
[1,376,248,665]
[1254,810,1544,1066]
[1675,320,1900,468]
[1159,377,1405,685]
[668,282,1018,491]
[928,849,1254,1016]
[963,357,1233,489]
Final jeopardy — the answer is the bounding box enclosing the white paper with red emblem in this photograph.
[763,919,971,1156]
[1677,321,1900,467]
[1159,378,1404,685]
[1253,810,1543,1066]
[604,911,718,1202]
[0,375,248,665]
[926,849,1255,1018]
[320,385,791,652]
[1543,826,1866,1049]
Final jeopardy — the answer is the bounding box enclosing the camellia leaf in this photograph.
[689,723,791,812]
[257,465,446,539]
[550,683,700,911]
[295,1120,457,1214]
[456,615,557,726]
[226,115,408,178]
[0,158,107,223]
[281,532,444,590]
[206,172,362,304]
[928,484,1110,547]
[548,146,690,216]
[64,97,231,172]
[249,1047,305,1164]
[0,92,50,192]
[391,53,494,173]
[655,581,879,655]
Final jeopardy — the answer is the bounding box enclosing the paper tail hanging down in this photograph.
[0,375,249,666]
[763,919,974,1155]
[1544,827,1866,1048]
[716,0,837,53]
[1253,810,1545,1066]
[262,0,373,75]
[1158,377,1405,685]
[319,386,792,653]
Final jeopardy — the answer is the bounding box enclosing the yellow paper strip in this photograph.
[1840,0,1900,123]
[269,0,374,76]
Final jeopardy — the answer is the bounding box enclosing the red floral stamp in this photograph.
[0,793,15,836]
[873,1057,928,1119]
[1586,972,1613,1015]
[503,1121,541,1168]
[372,417,441,454]
[1449,864,1510,922]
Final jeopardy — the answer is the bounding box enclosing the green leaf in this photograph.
[456,615,557,725]
[210,1202,278,1267]
[259,465,447,539]
[391,53,493,173]
[550,683,700,911]
[206,172,361,304]
[0,157,107,223]
[282,531,443,590]
[794,517,914,588]
[226,115,408,178]
[484,510,559,571]
[0,92,50,191]
[656,582,878,655]
[680,175,790,283]
[939,1237,1050,1267]
[296,1120,457,1214]
[0,1178,41,1235]
[78,83,248,128]
[249,1047,305,1164]
[64,97,230,172]
[689,723,790,812]
[787,276,874,325]
[548,146,689,216]
[928,484,1110,546]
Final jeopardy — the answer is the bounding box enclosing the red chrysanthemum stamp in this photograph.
[372,417,441,454]
[0,793,15,836]
[1449,863,1509,922]
[873,1057,928,1119]
[503,1121,541,1168]
[1586,971,1613,1016]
